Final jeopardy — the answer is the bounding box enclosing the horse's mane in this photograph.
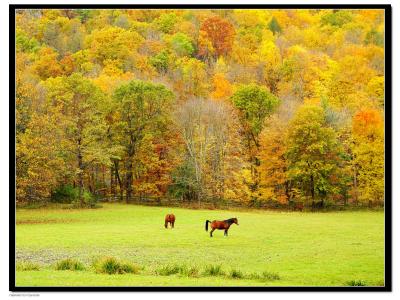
[224,218,236,224]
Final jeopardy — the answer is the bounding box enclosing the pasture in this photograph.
[15,203,384,287]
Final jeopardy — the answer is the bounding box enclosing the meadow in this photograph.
[15,203,384,287]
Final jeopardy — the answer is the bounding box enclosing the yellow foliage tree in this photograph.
[211,73,233,100]
[351,109,384,204]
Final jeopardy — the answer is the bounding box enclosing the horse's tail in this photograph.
[205,220,211,231]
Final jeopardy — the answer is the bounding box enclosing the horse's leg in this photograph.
[172,221,174,229]
[210,228,215,237]
[224,229,228,236]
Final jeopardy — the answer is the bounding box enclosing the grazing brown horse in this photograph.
[205,218,239,237]
[165,214,175,229]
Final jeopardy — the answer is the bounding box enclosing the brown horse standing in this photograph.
[205,218,239,237]
[165,214,175,229]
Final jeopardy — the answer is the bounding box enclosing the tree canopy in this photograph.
[15,8,385,208]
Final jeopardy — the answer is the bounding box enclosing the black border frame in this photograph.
[9,3,392,292]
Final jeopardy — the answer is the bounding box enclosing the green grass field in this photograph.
[15,203,385,287]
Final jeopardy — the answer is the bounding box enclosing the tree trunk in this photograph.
[102,165,106,197]
[88,166,94,194]
[353,167,358,204]
[110,165,115,198]
[125,158,133,202]
[77,139,84,207]
[310,174,315,200]
[124,128,137,203]
[285,181,290,203]
[113,159,123,201]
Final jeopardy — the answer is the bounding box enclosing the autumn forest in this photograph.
[15,9,385,209]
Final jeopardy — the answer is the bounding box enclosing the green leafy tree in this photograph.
[231,84,280,149]
[149,50,171,74]
[16,29,40,53]
[268,17,282,35]
[42,73,109,207]
[364,29,384,47]
[321,10,353,27]
[286,104,342,203]
[154,13,178,34]
[168,32,194,57]
[231,84,279,201]
[112,80,174,201]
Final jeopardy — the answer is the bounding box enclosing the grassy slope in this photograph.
[16,203,384,286]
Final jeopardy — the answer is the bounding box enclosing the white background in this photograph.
[1,0,398,299]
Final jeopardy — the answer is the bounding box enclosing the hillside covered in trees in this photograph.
[15,9,385,208]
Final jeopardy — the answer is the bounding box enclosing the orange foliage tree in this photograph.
[351,109,384,204]
[198,16,235,58]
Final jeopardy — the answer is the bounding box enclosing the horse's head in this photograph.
[233,218,239,225]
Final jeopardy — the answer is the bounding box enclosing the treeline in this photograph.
[15,9,384,208]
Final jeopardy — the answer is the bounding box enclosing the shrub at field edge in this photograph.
[16,261,41,271]
[92,257,140,275]
[55,258,85,271]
